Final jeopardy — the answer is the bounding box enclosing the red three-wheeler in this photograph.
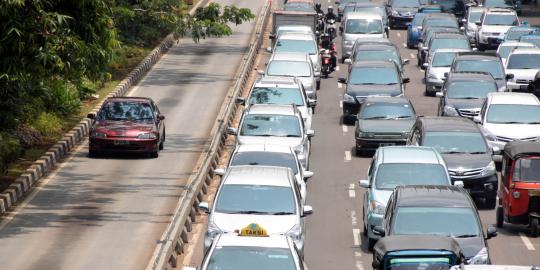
[496,141,540,237]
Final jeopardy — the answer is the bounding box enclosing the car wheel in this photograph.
[485,194,497,209]
[531,218,539,238]
[316,81,321,90]
[496,206,504,228]
[368,237,376,251]
[159,131,165,150]
[88,149,99,158]
[363,221,368,236]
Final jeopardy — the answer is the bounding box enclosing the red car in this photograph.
[87,97,165,158]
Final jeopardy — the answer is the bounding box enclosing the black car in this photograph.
[437,71,498,119]
[450,52,508,92]
[339,61,409,124]
[386,0,422,29]
[355,97,416,155]
[373,185,498,264]
[407,117,499,208]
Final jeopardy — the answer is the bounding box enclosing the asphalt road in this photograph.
[303,1,540,270]
[0,0,265,269]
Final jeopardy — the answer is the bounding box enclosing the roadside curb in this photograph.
[0,0,210,217]
[145,1,272,269]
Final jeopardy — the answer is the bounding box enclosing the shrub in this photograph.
[43,79,81,116]
[0,132,22,175]
[15,124,43,148]
[32,112,63,139]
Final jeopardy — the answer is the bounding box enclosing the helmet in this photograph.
[328,6,334,12]
[315,3,321,9]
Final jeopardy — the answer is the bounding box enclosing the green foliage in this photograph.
[0,132,22,175]
[32,112,63,138]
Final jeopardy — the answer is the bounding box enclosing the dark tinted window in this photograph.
[231,151,299,174]
[207,247,296,270]
[514,158,540,182]
[359,102,415,119]
[99,101,154,121]
[392,207,480,236]
[446,81,496,99]
[507,54,540,69]
[216,185,296,214]
[349,67,399,84]
[454,60,503,79]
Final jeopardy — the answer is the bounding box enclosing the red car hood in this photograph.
[94,120,156,137]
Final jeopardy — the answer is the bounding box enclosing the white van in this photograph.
[341,12,387,61]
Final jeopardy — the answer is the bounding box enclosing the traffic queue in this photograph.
[182,0,540,268]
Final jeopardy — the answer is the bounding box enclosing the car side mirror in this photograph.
[403,59,410,65]
[506,73,514,80]
[214,168,226,176]
[472,48,478,51]
[475,21,481,26]
[373,226,385,237]
[306,129,315,138]
[157,114,165,121]
[87,113,96,119]
[473,115,482,124]
[266,46,272,53]
[444,72,449,78]
[402,77,410,83]
[435,92,444,97]
[236,96,246,105]
[461,18,467,23]
[460,26,465,31]
[359,179,370,188]
[314,71,321,77]
[339,26,344,32]
[344,58,352,64]
[226,127,237,135]
[486,226,498,239]
[304,170,314,179]
[422,63,429,69]
[308,99,317,108]
[198,202,210,213]
[303,205,314,216]
[491,146,501,154]
[256,69,265,75]
[338,77,347,83]
[269,34,276,40]
[454,180,464,187]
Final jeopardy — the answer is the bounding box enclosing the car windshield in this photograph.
[423,132,488,154]
[345,19,383,34]
[249,87,305,106]
[354,50,400,65]
[231,151,299,174]
[514,158,540,183]
[392,0,421,8]
[375,163,449,190]
[240,115,301,137]
[426,19,458,28]
[98,101,154,121]
[432,52,458,67]
[215,184,296,214]
[392,207,480,236]
[412,14,426,26]
[359,102,415,119]
[498,45,519,59]
[486,104,540,124]
[274,39,317,55]
[507,54,540,69]
[430,0,456,9]
[430,38,470,51]
[284,2,313,12]
[468,11,483,22]
[506,29,536,40]
[206,246,296,270]
[267,60,311,77]
[446,81,496,99]
[520,36,540,47]
[349,67,399,84]
[389,258,452,270]
[454,60,503,79]
[484,0,513,7]
[484,14,519,26]
[351,7,386,18]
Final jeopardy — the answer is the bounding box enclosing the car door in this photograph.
[152,101,164,137]
[501,156,511,215]
[364,156,378,223]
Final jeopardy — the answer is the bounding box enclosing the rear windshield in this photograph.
[514,158,540,182]
[507,54,540,69]
[430,38,470,51]
[454,60,503,79]
[346,19,383,34]
[375,163,449,189]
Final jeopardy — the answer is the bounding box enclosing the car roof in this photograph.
[379,146,445,164]
[395,185,473,207]
[345,12,383,20]
[234,143,294,154]
[425,13,456,18]
[485,7,516,13]
[246,104,298,116]
[256,76,299,88]
[419,116,480,133]
[487,92,540,105]
[455,52,499,60]
[215,234,291,248]
[277,32,315,40]
[224,165,293,186]
[355,44,398,51]
[468,6,486,12]
[364,96,410,104]
[448,71,495,81]
[432,33,468,39]
[504,141,540,159]
[433,49,470,55]
[508,47,540,55]
[270,52,309,62]
[345,1,384,7]
[499,41,535,47]
[351,60,397,68]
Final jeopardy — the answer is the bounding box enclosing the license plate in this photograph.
[380,143,395,147]
[114,140,130,145]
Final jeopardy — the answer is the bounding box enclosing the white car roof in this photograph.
[451,265,540,270]
[488,92,540,105]
[246,104,298,116]
[277,25,312,31]
[270,52,309,62]
[277,32,316,41]
[235,144,294,154]
[255,76,300,89]
[508,47,540,55]
[215,234,291,248]
[379,146,445,164]
[485,8,517,14]
[433,48,471,54]
[224,166,293,187]
[345,12,383,20]
[498,41,535,48]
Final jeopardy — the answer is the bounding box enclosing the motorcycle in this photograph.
[316,13,325,33]
[326,19,337,40]
[321,49,332,78]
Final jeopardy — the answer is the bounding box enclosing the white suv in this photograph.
[476,8,519,50]
[505,48,540,92]
[473,92,540,162]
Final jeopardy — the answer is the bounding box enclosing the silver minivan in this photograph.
[341,12,387,60]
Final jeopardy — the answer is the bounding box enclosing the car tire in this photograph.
[368,237,376,251]
[531,218,539,238]
[316,81,321,90]
[88,149,99,158]
[407,43,413,49]
[496,206,504,228]
[485,194,497,209]
[363,222,368,236]
[159,131,165,150]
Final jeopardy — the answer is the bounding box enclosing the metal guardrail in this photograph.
[145,1,272,269]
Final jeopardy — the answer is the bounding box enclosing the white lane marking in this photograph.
[397,32,401,37]
[338,82,343,88]
[354,251,362,257]
[345,150,352,161]
[351,210,358,225]
[349,183,356,198]
[353,229,361,246]
[339,100,343,108]
[356,260,365,270]
[342,124,348,133]
[519,233,536,250]
[336,66,340,71]
[410,53,415,59]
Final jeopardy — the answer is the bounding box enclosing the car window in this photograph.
[497,45,518,59]
[519,36,540,47]
[392,207,480,236]
[375,163,449,189]
[359,102,415,119]
[446,81,497,99]
[423,131,488,154]
[486,104,540,124]
[426,19,459,28]
[230,151,299,174]
[240,115,301,137]
[454,60,503,79]
[98,101,155,121]
[275,39,317,55]
[392,0,421,8]
[412,14,426,26]
[514,158,540,182]
[267,61,311,77]
[507,54,540,69]
[250,87,305,106]
[349,67,399,84]
[430,38,470,51]
[215,184,296,214]
[484,14,518,26]
[432,51,458,67]
[206,247,296,270]
[506,29,536,40]
[345,19,383,34]
[354,50,400,65]
[468,10,482,22]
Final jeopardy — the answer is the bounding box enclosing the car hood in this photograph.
[430,67,451,78]
[506,68,540,80]
[442,153,492,170]
[94,120,156,136]
[454,236,485,259]
[481,25,513,34]
[346,84,402,97]
[212,212,297,234]
[238,136,303,147]
[394,7,417,15]
[484,123,540,138]
[357,119,415,133]
[446,98,484,110]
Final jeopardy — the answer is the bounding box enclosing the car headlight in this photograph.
[427,73,439,80]
[443,105,458,116]
[361,132,375,138]
[286,224,303,241]
[391,9,399,16]
[482,129,498,142]
[468,247,489,264]
[92,132,107,138]
[138,133,158,139]
[481,161,496,176]
[206,220,223,239]
[343,93,355,103]
[369,200,386,215]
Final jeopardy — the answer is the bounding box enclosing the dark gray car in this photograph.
[407,116,498,209]
[355,97,416,155]
[437,71,498,119]
[450,52,508,92]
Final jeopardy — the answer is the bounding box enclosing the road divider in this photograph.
[144,1,271,269]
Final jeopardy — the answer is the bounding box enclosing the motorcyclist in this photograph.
[325,6,337,22]
[315,3,324,15]
[320,33,337,70]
